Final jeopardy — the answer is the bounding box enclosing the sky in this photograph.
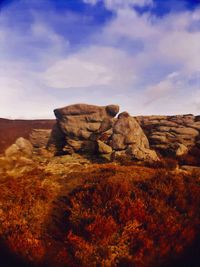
[0,0,200,119]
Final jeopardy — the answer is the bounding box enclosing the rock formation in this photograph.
[4,104,200,162]
[111,112,158,161]
[52,104,159,162]
[53,104,119,154]
[136,114,200,156]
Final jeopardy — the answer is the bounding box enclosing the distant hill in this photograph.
[0,118,55,154]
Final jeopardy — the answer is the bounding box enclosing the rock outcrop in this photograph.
[53,104,119,154]
[52,104,159,162]
[136,114,200,156]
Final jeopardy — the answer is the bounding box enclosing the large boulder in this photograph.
[112,112,149,149]
[111,112,159,162]
[54,104,119,154]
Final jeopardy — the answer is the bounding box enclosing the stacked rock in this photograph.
[53,104,119,154]
[52,103,159,162]
[136,114,200,156]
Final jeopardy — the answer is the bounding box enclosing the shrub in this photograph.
[60,166,200,267]
[1,164,200,267]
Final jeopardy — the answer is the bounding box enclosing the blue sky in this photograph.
[0,0,200,118]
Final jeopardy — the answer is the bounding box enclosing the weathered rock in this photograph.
[54,104,119,154]
[176,143,188,157]
[53,104,158,162]
[5,137,33,158]
[67,139,96,153]
[111,112,158,161]
[29,129,52,148]
[98,118,114,133]
[171,127,199,136]
[111,134,126,150]
[127,145,159,162]
[97,140,112,154]
[54,103,119,118]
[112,112,149,149]
[181,165,200,173]
[47,123,66,154]
[136,114,200,155]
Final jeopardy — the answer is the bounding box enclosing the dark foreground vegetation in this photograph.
[0,162,200,267]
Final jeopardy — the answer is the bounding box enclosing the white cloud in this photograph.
[43,46,136,89]
[145,72,181,105]
[44,57,112,88]
[158,31,200,72]
[83,0,153,9]
[142,71,200,114]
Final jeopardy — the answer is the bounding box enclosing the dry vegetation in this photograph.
[0,161,200,267]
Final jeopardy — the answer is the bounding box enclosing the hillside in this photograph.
[1,104,200,267]
[1,158,200,267]
[0,118,55,154]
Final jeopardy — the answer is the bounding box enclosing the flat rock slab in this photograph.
[181,165,200,173]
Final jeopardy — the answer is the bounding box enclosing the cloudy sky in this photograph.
[0,0,200,118]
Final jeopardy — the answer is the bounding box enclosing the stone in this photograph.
[47,123,66,154]
[67,139,96,153]
[112,112,149,149]
[171,127,199,136]
[127,145,159,162]
[5,137,33,158]
[97,140,112,154]
[98,118,113,133]
[29,129,52,148]
[5,144,20,158]
[67,139,83,152]
[111,134,126,150]
[53,104,119,154]
[52,104,158,162]
[111,112,158,161]
[54,103,119,117]
[150,135,168,144]
[181,165,200,173]
[106,105,120,117]
[176,143,188,157]
[137,114,200,155]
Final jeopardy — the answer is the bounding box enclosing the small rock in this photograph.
[97,140,112,154]
[176,143,188,157]
[5,137,33,158]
